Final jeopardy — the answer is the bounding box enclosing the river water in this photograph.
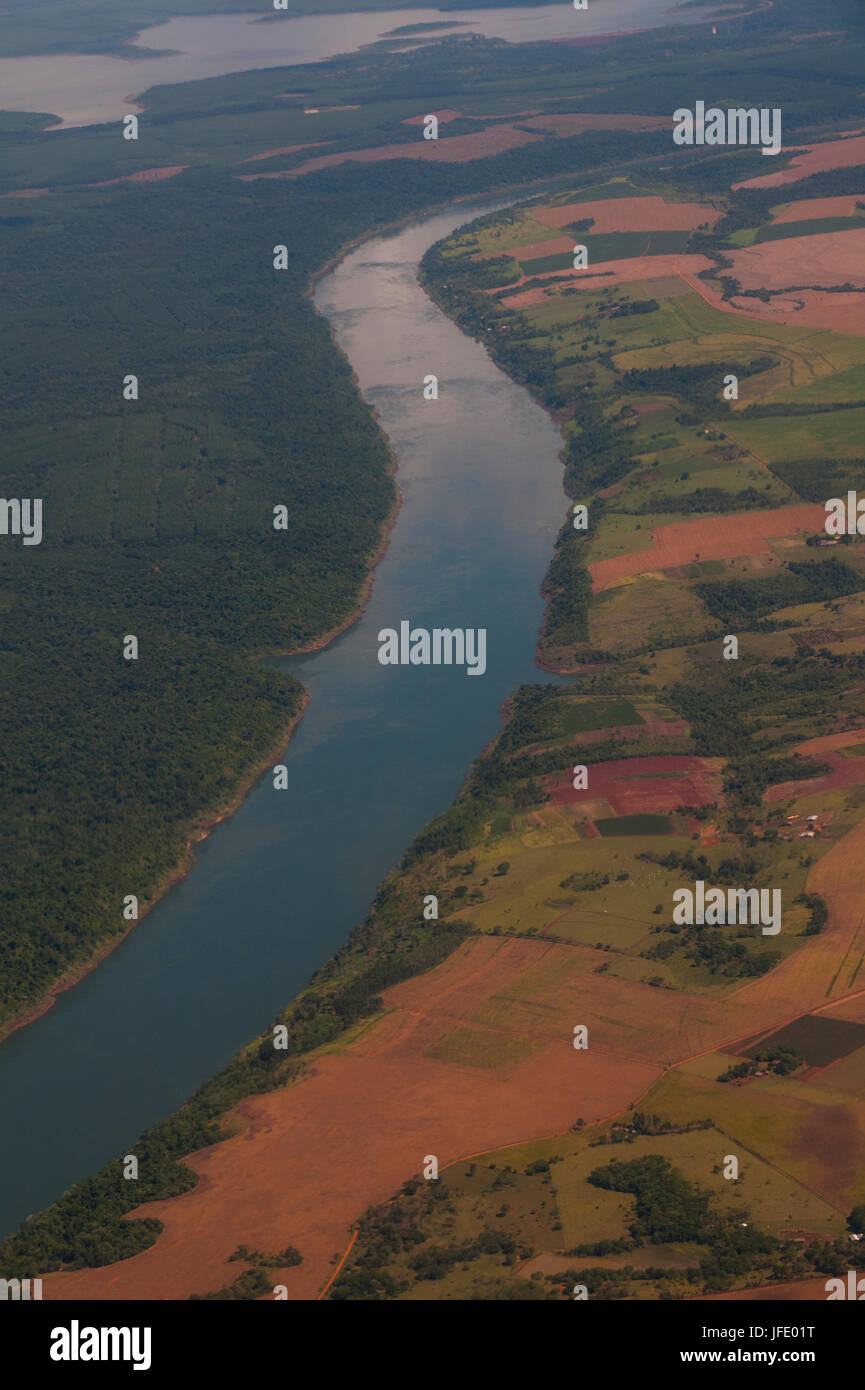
[0,196,571,1240]
[0,2,715,128]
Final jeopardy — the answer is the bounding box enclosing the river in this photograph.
[0,2,716,128]
[0,195,572,1240]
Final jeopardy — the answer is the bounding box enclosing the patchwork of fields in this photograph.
[7,12,865,1306]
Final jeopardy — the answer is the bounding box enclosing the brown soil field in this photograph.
[545,754,723,814]
[735,133,865,190]
[91,166,187,187]
[772,193,865,223]
[38,936,662,1301]
[765,754,865,802]
[535,195,720,233]
[765,730,865,802]
[820,993,865,1026]
[497,253,714,302]
[492,235,575,263]
[524,718,689,754]
[238,142,332,163]
[246,123,545,178]
[518,1245,698,1277]
[730,813,865,1016]
[39,888,865,1304]
[519,113,668,136]
[1,167,188,198]
[675,261,865,335]
[793,1102,864,1199]
[588,502,824,592]
[401,109,463,125]
[695,1276,831,1299]
[728,228,865,291]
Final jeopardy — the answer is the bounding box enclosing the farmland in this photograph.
[4,0,865,1310]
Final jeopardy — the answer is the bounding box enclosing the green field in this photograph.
[596,814,673,836]
[756,215,865,242]
[746,1016,865,1068]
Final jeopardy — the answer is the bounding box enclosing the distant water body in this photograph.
[0,2,715,128]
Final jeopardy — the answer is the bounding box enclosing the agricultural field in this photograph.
[326,1105,849,1300]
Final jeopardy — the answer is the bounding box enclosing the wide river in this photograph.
[0,195,573,1240]
[0,1,716,127]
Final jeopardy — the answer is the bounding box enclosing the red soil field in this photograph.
[517,113,668,136]
[731,812,865,1015]
[765,754,865,802]
[728,228,865,291]
[764,729,865,802]
[512,235,577,262]
[242,123,544,178]
[545,754,723,814]
[735,133,865,190]
[589,502,825,592]
[38,936,662,1301]
[675,260,865,336]
[89,166,188,187]
[534,195,720,233]
[246,113,667,180]
[238,142,332,163]
[772,193,865,223]
[1,167,189,199]
[695,1277,831,1300]
[40,854,865,1304]
[524,718,689,754]
[497,253,713,304]
[401,109,463,125]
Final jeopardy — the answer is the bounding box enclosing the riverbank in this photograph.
[0,225,409,1050]
[0,691,315,1047]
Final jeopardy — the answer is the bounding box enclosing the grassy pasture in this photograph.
[727,408,865,464]
[644,1069,859,1210]
[589,576,714,654]
[755,214,865,242]
[450,829,697,950]
[596,814,672,835]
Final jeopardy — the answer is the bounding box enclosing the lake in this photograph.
[0,2,715,128]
